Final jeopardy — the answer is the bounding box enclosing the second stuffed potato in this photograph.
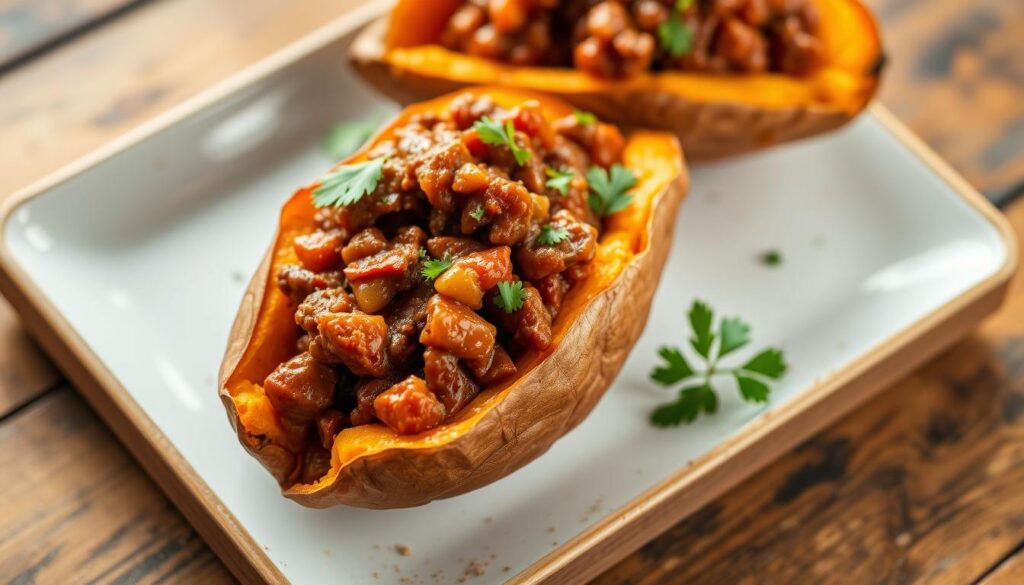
[351,0,884,160]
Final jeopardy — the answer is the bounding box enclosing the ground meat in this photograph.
[373,376,447,434]
[493,285,553,351]
[518,210,598,280]
[293,230,343,273]
[295,288,354,333]
[420,294,497,360]
[536,273,570,319]
[383,285,432,367]
[350,376,399,426]
[423,348,480,415]
[426,236,487,259]
[265,92,627,445]
[316,409,349,450]
[277,265,344,305]
[264,353,337,422]
[465,344,518,385]
[312,312,389,377]
[438,0,823,78]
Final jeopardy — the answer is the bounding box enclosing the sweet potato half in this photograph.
[219,87,688,508]
[350,0,883,160]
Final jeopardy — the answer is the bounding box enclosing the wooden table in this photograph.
[0,1,1021,583]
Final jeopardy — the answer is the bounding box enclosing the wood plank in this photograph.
[0,387,234,584]
[594,199,1024,584]
[0,0,142,71]
[865,0,1024,201]
[979,548,1024,585]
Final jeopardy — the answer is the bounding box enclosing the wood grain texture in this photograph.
[865,0,1024,200]
[0,0,1019,582]
[594,199,1024,584]
[0,387,233,584]
[0,0,142,71]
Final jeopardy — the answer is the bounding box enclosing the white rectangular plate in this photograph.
[0,8,1015,585]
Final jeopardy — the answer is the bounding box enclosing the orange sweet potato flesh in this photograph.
[350,0,884,160]
[219,87,688,509]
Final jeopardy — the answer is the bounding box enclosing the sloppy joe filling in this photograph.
[439,0,823,78]
[264,93,631,481]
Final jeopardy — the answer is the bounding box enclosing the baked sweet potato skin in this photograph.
[350,0,883,160]
[219,87,688,508]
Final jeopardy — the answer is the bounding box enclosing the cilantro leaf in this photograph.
[421,252,453,281]
[418,247,427,260]
[735,374,770,403]
[740,349,787,379]
[545,167,575,195]
[473,116,531,166]
[688,301,714,359]
[651,346,694,386]
[494,280,526,313]
[760,249,783,266]
[321,120,377,161]
[312,157,386,208]
[573,109,597,125]
[537,224,570,246]
[658,12,693,58]
[468,205,486,222]
[586,164,636,217]
[718,317,751,358]
[650,385,717,427]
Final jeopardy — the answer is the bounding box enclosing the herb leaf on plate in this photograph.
[650,300,788,426]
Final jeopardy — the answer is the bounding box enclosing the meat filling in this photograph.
[262,93,632,482]
[439,0,824,78]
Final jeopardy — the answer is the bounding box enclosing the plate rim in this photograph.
[0,6,1017,585]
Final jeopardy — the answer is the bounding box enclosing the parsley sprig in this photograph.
[545,167,575,195]
[421,252,453,281]
[587,164,636,217]
[538,224,570,246]
[312,157,386,208]
[494,281,526,313]
[473,116,531,166]
[573,109,597,125]
[658,0,694,58]
[650,300,787,426]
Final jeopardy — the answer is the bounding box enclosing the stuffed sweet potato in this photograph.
[219,86,687,508]
[350,0,884,160]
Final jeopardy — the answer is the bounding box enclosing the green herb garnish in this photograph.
[545,167,575,195]
[573,109,597,125]
[321,120,378,161]
[473,116,531,166]
[312,157,386,208]
[586,164,636,217]
[469,205,486,222]
[421,252,453,281]
[650,300,787,426]
[494,281,526,313]
[537,225,570,246]
[418,247,427,260]
[658,10,693,58]
[760,249,783,266]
